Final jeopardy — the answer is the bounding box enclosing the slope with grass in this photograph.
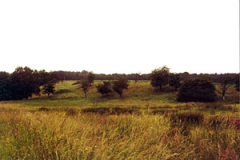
[0,80,239,159]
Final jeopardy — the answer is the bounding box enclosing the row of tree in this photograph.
[0,66,239,101]
[149,66,239,101]
[72,66,239,102]
[72,73,129,98]
[0,67,59,100]
[17,70,237,83]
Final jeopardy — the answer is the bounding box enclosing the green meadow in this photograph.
[0,80,240,159]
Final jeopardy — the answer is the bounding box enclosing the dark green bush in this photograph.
[177,79,216,102]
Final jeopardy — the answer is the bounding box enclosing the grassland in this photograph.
[0,80,239,159]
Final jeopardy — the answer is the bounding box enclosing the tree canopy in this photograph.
[97,81,112,97]
[235,74,239,92]
[72,72,95,98]
[150,66,170,91]
[177,78,217,102]
[113,77,129,98]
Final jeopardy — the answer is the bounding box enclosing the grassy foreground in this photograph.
[0,80,239,159]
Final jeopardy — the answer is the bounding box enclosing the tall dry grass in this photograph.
[0,109,240,160]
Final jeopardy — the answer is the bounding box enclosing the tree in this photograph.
[235,74,239,92]
[150,66,170,91]
[0,72,12,100]
[87,72,95,84]
[113,77,129,98]
[177,78,216,102]
[169,73,181,91]
[80,80,91,98]
[42,83,55,96]
[35,70,50,86]
[133,72,141,84]
[72,72,94,98]
[215,76,235,100]
[96,81,112,97]
[10,66,40,100]
[80,70,89,80]
[73,80,91,98]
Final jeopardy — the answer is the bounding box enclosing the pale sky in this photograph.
[0,0,239,74]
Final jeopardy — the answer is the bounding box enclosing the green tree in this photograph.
[113,77,129,98]
[10,66,40,100]
[0,72,12,100]
[73,80,91,98]
[177,78,216,102]
[87,72,95,84]
[72,71,95,98]
[215,76,235,100]
[97,81,112,97]
[133,72,141,84]
[42,83,55,96]
[150,66,170,91]
[169,73,181,91]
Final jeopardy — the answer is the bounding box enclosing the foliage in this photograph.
[150,66,170,91]
[215,75,235,100]
[80,81,92,98]
[113,77,129,98]
[0,67,60,100]
[0,72,12,100]
[10,67,40,100]
[169,73,181,91]
[42,83,55,96]
[87,72,95,84]
[73,80,91,98]
[96,81,112,96]
[235,74,239,92]
[72,72,95,98]
[133,72,141,84]
[177,78,217,102]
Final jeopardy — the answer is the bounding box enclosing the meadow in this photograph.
[0,80,239,159]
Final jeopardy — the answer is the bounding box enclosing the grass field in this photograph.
[0,80,239,159]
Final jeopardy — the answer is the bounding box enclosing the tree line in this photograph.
[0,67,59,100]
[0,66,239,101]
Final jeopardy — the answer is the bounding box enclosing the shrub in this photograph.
[177,78,216,102]
[112,77,129,98]
[96,81,112,96]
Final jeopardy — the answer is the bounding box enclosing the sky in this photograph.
[0,0,239,74]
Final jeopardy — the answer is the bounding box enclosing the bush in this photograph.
[177,79,216,102]
[96,81,112,96]
[112,77,129,98]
